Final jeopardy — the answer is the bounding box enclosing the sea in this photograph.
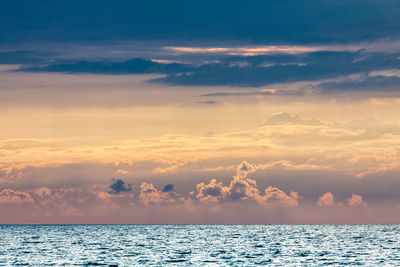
[0,224,399,266]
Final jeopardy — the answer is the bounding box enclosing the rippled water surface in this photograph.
[0,225,399,266]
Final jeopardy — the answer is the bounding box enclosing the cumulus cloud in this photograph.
[317,192,367,207]
[262,186,299,206]
[108,179,132,194]
[193,161,299,206]
[139,182,184,206]
[162,184,174,192]
[229,175,261,201]
[317,192,335,207]
[234,160,256,179]
[0,174,386,223]
[348,194,366,207]
[193,178,229,203]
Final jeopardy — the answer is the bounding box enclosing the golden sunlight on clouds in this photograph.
[0,71,400,223]
[164,45,360,56]
[1,110,399,182]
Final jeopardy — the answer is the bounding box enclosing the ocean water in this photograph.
[0,225,399,266]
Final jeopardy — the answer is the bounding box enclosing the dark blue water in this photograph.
[0,225,399,266]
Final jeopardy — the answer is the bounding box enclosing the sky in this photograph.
[1,0,400,224]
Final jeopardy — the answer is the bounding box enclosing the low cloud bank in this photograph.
[0,161,376,223]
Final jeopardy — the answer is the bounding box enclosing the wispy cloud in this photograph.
[164,45,358,56]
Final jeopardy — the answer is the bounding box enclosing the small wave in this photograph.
[165,259,188,263]
[297,251,310,257]
[177,250,192,255]
[273,249,281,255]
[83,262,107,266]
[22,241,43,245]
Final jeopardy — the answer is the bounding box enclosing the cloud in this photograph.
[150,51,400,87]
[1,112,400,189]
[262,187,299,206]
[348,194,366,207]
[370,69,400,78]
[162,184,174,192]
[193,179,229,203]
[115,169,129,175]
[317,192,367,207]
[193,176,261,203]
[192,177,299,206]
[17,50,400,91]
[139,182,183,205]
[228,175,261,201]
[0,51,52,64]
[263,112,321,126]
[0,167,22,182]
[0,189,33,204]
[21,58,189,75]
[317,192,335,207]
[164,45,326,56]
[318,74,400,93]
[108,179,132,194]
[19,185,137,218]
[196,100,219,105]
[198,90,274,97]
[0,171,394,223]
[192,161,298,206]
[235,161,256,179]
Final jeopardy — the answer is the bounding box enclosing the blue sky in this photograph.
[2,0,400,44]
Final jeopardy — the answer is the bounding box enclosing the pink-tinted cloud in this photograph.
[0,161,380,223]
[317,192,335,207]
[348,193,366,207]
[0,167,22,182]
[234,160,256,179]
[193,178,229,203]
[139,182,184,206]
[0,184,395,224]
[317,192,367,208]
[0,189,33,204]
[192,161,299,206]
[262,186,299,206]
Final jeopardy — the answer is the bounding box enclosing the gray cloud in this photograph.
[195,100,219,105]
[162,184,174,192]
[108,179,132,194]
[198,91,273,97]
[17,51,400,93]
[317,75,400,93]
[263,112,322,126]
[150,51,400,87]
[20,58,189,75]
